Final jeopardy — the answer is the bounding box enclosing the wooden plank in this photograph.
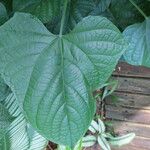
[109,120,150,138]
[106,92,150,110]
[112,77,150,95]
[112,136,150,150]
[113,62,150,78]
[112,145,149,150]
[85,136,150,150]
[106,105,150,124]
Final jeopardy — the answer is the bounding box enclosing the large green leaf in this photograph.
[0,93,47,150]
[13,0,61,23]
[123,17,150,67]
[0,102,14,139]
[0,2,8,25]
[0,13,126,147]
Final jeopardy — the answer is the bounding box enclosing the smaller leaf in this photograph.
[82,135,96,147]
[107,133,135,147]
[98,135,111,150]
[98,119,105,133]
[101,80,118,100]
[89,120,99,133]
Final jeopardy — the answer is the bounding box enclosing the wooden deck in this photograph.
[105,62,150,150]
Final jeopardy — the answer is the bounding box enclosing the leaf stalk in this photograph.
[59,0,68,37]
[129,0,148,19]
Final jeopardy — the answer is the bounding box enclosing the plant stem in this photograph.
[59,0,68,37]
[129,0,148,19]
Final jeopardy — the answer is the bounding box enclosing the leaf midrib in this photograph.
[59,37,73,146]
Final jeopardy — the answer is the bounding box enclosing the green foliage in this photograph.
[13,0,61,23]
[0,0,149,149]
[109,0,150,30]
[82,119,135,150]
[46,0,111,34]
[0,93,47,150]
[107,133,135,147]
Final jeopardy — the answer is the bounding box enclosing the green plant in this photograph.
[82,119,135,150]
[0,0,149,149]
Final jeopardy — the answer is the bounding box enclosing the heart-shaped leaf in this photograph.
[123,17,150,67]
[0,13,126,147]
[107,133,135,147]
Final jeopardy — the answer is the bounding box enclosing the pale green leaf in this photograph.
[98,135,111,150]
[0,13,126,147]
[123,17,150,67]
[82,135,96,147]
[89,120,99,133]
[98,119,105,133]
[107,133,135,147]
